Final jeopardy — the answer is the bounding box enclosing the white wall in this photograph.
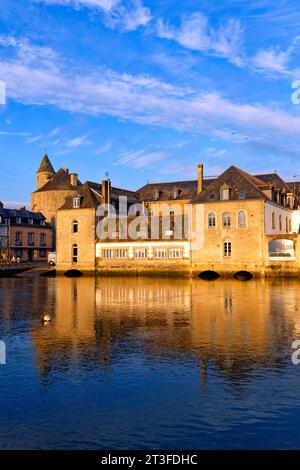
[292,210,300,233]
[265,202,293,235]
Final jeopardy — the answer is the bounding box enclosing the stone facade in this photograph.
[56,207,96,272]
[0,203,52,262]
[30,153,300,278]
[31,154,82,228]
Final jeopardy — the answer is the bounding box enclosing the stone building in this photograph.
[30,152,300,277]
[31,153,82,227]
[0,202,52,262]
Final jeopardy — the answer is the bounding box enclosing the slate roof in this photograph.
[37,153,55,174]
[137,179,215,202]
[254,173,292,192]
[192,166,268,203]
[0,207,50,227]
[58,181,140,210]
[33,168,83,193]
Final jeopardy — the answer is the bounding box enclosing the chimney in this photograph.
[70,173,78,187]
[197,164,203,194]
[102,179,111,206]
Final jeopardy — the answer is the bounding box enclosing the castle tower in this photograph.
[37,152,55,190]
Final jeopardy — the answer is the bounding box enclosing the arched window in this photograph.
[73,220,78,234]
[224,239,231,257]
[72,244,78,263]
[223,212,231,228]
[238,211,246,228]
[272,212,276,230]
[279,215,282,231]
[208,212,216,228]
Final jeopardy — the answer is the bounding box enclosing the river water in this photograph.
[0,275,300,449]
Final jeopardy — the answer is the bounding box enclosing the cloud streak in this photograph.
[36,0,151,31]
[156,13,244,66]
[1,36,300,146]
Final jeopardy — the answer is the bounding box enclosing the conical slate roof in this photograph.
[37,153,55,174]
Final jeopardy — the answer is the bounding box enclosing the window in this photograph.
[28,218,33,225]
[154,248,167,258]
[169,248,182,258]
[103,249,114,259]
[39,249,46,258]
[40,220,45,226]
[286,217,289,233]
[238,211,246,228]
[134,248,147,258]
[208,212,216,228]
[172,189,179,199]
[115,249,128,259]
[220,186,230,201]
[73,220,78,234]
[16,217,22,224]
[289,219,292,232]
[28,233,34,246]
[208,193,216,201]
[272,212,276,230]
[224,240,231,257]
[153,190,160,201]
[40,233,46,246]
[0,216,2,224]
[73,197,80,209]
[15,232,22,246]
[223,212,231,228]
[72,244,78,263]
[238,192,246,200]
[279,215,282,231]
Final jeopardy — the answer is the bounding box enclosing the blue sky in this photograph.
[1,0,300,206]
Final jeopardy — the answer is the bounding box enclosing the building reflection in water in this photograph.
[26,276,300,383]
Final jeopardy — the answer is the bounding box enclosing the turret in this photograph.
[37,152,55,189]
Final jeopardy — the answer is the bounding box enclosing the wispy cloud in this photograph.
[26,134,43,143]
[35,0,119,11]
[95,140,113,153]
[66,134,91,148]
[1,36,300,146]
[36,0,151,31]
[156,13,244,66]
[0,130,30,136]
[115,148,167,169]
[251,36,300,76]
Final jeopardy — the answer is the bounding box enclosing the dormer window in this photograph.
[153,190,160,201]
[209,193,216,201]
[220,185,230,201]
[16,217,22,224]
[73,196,81,209]
[28,218,33,225]
[172,189,179,199]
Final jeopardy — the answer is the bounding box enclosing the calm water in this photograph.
[0,275,300,449]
